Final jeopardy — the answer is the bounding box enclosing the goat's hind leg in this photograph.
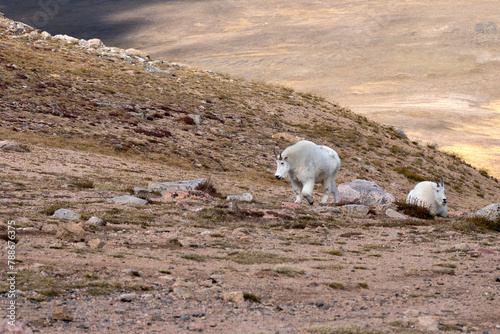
[320,179,331,205]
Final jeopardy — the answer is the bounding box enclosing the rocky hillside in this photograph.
[0,13,498,210]
[0,13,499,334]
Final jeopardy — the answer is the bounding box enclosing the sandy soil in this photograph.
[1,144,499,334]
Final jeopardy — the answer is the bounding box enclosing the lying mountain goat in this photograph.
[406,177,448,217]
[275,140,341,205]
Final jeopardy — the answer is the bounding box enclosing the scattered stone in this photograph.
[187,113,202,125]
[88,238,106,249]
[53,34,79,44]
[119,293,136,302]
[52,209,81,220]
[0,140,23,152]
[282,202,302,209]
[125,48,149,59]
[133,187,152,196]
[417,316,439,331]
[226,193,253,202]
[338,179,395,206]
[223,291,245,303]
[86,216,105,226]
[107,195,148,205]
[386,208,408,220]
[470,203,500,221]
[123,269,143,277]
[52,306,74,321]
[86,38,104,47]
[404,309,421,317]
[0,319,33,333]
[148,178,207,194]
[56,223,86,242]
[453,243,471,251]
[162,190,213,202]
[342,204,370,215]
[74,242,87,249]
[40,31,52,39]
[143,65,174,75]
[396,129,409,139]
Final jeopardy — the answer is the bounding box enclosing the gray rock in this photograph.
[148,178,207,194]
[108,195,148,205]
[86,216,105,226]
[133,187,152,196]
[471,203,500,221]
[342,204,370,215]
[226,193,253,202]
[143,65,174,76]
[338,179,395,206]
[386,208,408,220]
[188,114,202,125]
[396,129,409,139]
[52,209,81,220]
[123,269,143,277]
[119,293,136,302]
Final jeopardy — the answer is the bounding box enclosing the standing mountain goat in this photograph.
[275,140,341,205]
[406,177,448,217]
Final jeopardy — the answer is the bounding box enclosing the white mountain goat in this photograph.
[274,140,341,205]
[406,177,448,217]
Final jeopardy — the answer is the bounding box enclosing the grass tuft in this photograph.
[394,167,428,182]
[394,201,434,220]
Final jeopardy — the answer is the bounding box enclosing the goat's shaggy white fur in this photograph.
[406,179,448,217]
[275,140,341,205]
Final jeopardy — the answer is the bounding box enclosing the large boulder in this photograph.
[148,178,207,194]
[470,203,500,221]
[338,179,395,206]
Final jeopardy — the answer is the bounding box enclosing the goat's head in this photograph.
[274,148,289,180]
[433,177,447,206]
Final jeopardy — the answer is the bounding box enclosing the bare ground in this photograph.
[1,144,500,334]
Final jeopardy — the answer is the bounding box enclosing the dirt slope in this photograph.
[0,16,499,334]
[2,0,499,177]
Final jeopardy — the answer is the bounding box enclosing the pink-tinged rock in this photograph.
[162,190,213,202]
[338,179,395,206]
[474,248,498,255]
[281,202,302,209]
[148,178,207,194]
[263,214,278,219]
[0,319,33,333]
